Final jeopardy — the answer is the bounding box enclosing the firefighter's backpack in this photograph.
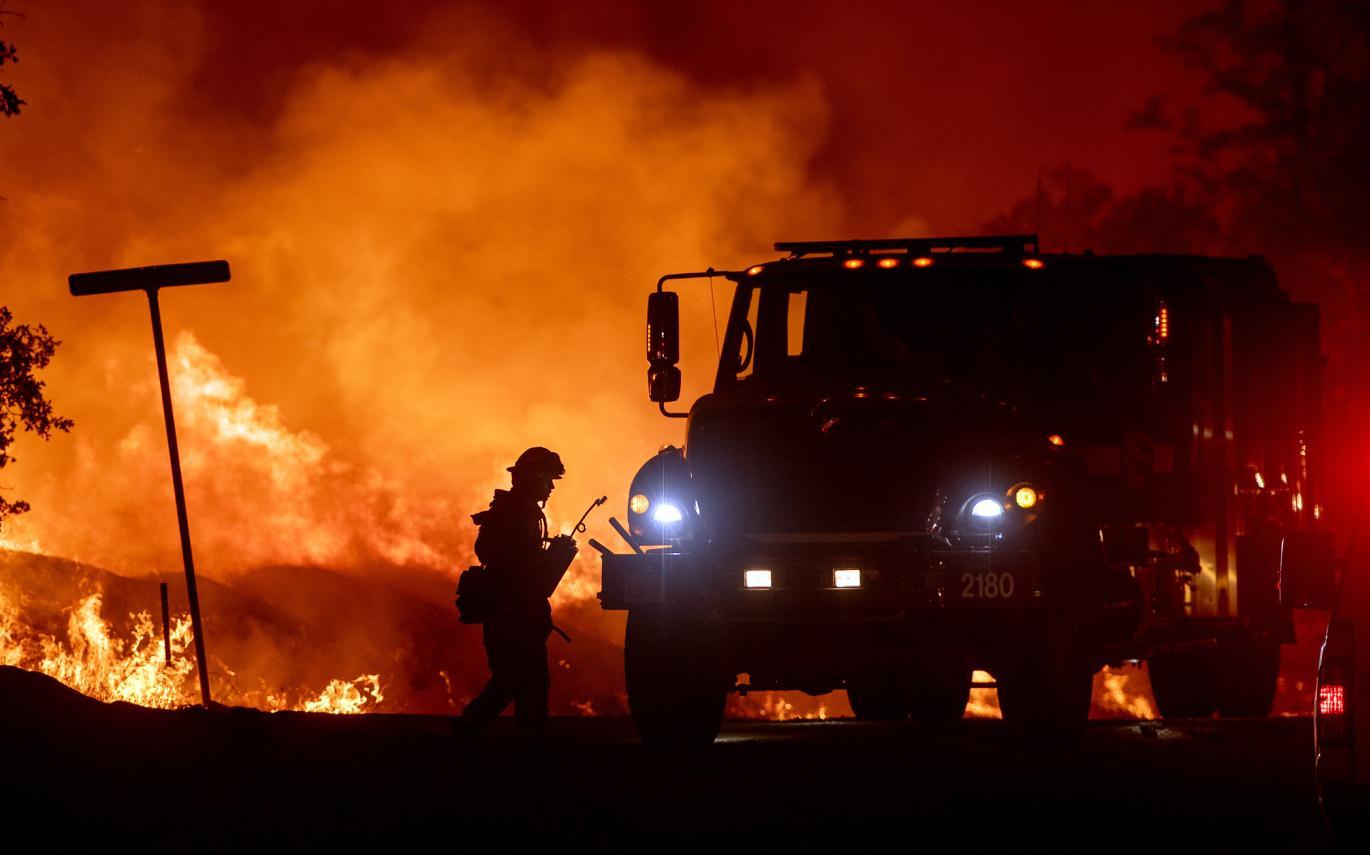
[455,565,495,624]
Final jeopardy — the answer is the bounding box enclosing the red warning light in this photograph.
[1320,683,1346,717]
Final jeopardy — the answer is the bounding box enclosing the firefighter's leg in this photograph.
[460,630,519,732]
[512,631,550,736]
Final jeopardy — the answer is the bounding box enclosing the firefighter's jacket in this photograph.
[471,488,553,630]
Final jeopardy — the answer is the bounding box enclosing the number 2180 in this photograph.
[961,572,1015,599]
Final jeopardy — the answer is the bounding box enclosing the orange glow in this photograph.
[843,258,865,269]
[876,257,899,269]
[747,265,765,276]
[912,256,934,268]
[1014,486,1038,509]
[1022,258,1045,270]
[1157,302,1170,341]
[1048,434,1065,446]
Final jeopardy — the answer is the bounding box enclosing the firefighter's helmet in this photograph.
[508,447,565,480]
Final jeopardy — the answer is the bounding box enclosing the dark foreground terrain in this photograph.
[0,666,1332,850]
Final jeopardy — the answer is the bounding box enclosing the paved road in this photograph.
[1,667,1334,849]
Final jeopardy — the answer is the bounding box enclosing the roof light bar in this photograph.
[775,234,1038,257]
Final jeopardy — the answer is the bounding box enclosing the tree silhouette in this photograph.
[1160,0,1370,256]
[0,2,22,119]
[991,0,1370,265]
[0,308,72,525]
[0,39,20,118]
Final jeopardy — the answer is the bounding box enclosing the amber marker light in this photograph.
[1023,258,1045,270]
[843,258,865,269]
[1048,434,1065,447]
[630,493,650,514]
[747,265,764,276]
[1014,486,1039,509]
[877,257,900,269]
[913,256,934,268]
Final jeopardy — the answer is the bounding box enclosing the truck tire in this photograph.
[905,662,972,722]
[1215,632,1280,718]
[996,613,1094,740]
[624,607,727,749]
[846,677,908,721]
[1147,651,1216,719]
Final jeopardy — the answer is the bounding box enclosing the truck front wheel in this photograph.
[846,676,908,721]
[624,607,727,748]
[906,660,972,722]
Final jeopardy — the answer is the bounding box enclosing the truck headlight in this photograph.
[970,497,1005,519]
[652,502,684,523]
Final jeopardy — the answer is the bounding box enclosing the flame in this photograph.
[300,674,383,715]
[739,693,830,722]
[0,586,383,713]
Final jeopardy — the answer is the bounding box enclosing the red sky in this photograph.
[16,0,1209,236]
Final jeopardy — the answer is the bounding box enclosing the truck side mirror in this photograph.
[1280,530,1338,609]
[648,365,681,402]
[647,291,680,366]
[647,291,681,402]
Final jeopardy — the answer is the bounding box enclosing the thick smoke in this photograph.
[0,4,841,713]
[1,8,837,578]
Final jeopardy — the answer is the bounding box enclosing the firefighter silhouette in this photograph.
[458,447,574,739]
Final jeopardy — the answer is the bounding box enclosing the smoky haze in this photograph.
[1,5,838,576]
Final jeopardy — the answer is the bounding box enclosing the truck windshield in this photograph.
[731,268,1153,417]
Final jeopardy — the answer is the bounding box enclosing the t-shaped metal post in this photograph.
[69,260,231,708]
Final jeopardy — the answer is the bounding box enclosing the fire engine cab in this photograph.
[599,235,1336,747]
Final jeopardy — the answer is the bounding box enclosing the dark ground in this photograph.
[0,666,1335,850]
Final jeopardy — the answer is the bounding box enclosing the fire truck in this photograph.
[598,235,1336,746]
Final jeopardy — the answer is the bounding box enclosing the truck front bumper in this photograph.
[599,542,1040,618]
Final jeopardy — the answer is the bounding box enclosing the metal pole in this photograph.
[147,288,212,707]
[159,581,171,667]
